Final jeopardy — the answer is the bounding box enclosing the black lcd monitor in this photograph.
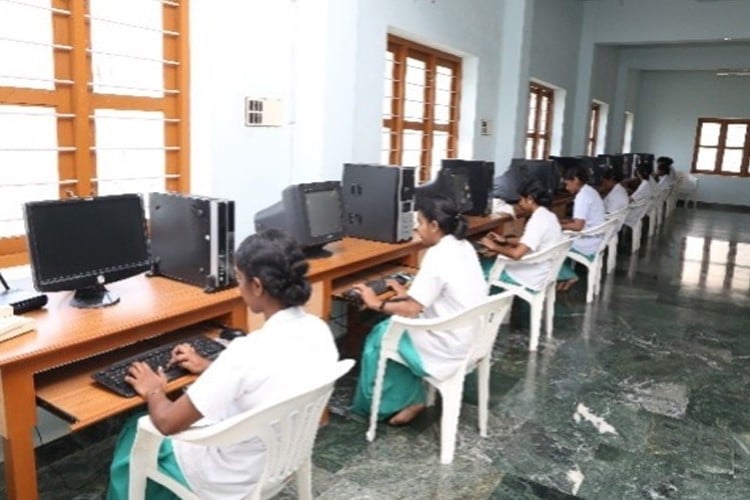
[577,156,605,187]
[414,159,494,216]
[23,194,152,308]
[493,158,558,203]
[599,154,626,179]
[254,181,344,258]
[623,153,653,176]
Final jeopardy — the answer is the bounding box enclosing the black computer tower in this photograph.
[148,193,236,292]
[342,164,416,243]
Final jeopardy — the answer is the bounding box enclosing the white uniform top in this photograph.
[407,234,487,380]
[174,307,338,500]
[504,206,563,291]
[603,183,629,214]
[571,184,605,255]
[647,175,658,193]
[626,179,652,226]
[658,175,672,190]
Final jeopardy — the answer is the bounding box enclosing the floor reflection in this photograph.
[679,236,750,293]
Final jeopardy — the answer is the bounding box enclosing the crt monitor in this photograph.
[254,181,344,257]
[23,194,152,309]
[492,159,557,203]
[576,156,605,186]
[439,159,494,216]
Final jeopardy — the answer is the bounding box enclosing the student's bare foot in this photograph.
[560,277,579,292]
[388,404,426,426]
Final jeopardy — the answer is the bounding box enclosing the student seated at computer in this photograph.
[655,161,674,190]
[657,156,677,182]
[601,169,629,214]
[478,179,563,291]
[349,195,486,426]
[107,229,339,500]
[557,165,605,291]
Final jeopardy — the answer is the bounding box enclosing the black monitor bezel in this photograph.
[24,194,152,294]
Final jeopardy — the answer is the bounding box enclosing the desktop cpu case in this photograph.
[342,164,416,243]
[148,192,236,292]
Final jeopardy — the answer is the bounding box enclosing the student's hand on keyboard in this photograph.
[169,343,212,374]
[350,283,379,310]
[384,278,407,297]
[124,361,167,399]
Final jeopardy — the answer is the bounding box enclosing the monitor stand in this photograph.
[303,245,334,259]
[71,285,120,309]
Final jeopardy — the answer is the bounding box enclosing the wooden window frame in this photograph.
[587,102,601,156]
[0,0,190,267]
[692,117,750,177]
[383,35,461,183]
[527,82,554,160]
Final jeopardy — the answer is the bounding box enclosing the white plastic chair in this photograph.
[604,206,629,275]
[623,197,650,254]
[563,218,621,303]
[676,171,699,209]
[129,359,355,500]
[486,237,574,352]
[365,292,514,465]
[648,188,671,237]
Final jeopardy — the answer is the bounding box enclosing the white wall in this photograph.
[528,0,584,155]
[191,0,516,237]
[634,70,750,206]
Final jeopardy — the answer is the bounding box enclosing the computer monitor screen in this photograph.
[493,159,557,203]
[24,194,151,308]
[576,156,604,186]
[519,159,558,194]
[254,181,344,257]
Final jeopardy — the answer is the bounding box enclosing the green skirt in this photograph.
[557,250,595,282]
[107,412,191,500]
[351,318,429,420]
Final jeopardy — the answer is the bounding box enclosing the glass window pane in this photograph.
[431,131,449,173]
[94,109,165,198]
[434,105,451,125]
[696,148,717,171]
[0,1,54,90]
[721,149,743,173]
[537,139,547,160]
[725,124,747,148]
[0,105,58,237]
[405,57,426,86]
[526,138,534,159]
[435,71,452,92]
[404,99,424,121]
[527,93,538,133]
[381,127,394,163]
[540,96,549,132]
[699,122,721,146]
[402,130,423,167]
[90,0,163,97]
[435,89,452,108]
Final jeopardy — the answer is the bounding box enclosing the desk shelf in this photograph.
[35,325,218,431]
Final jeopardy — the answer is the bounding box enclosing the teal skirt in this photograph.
[107,413,192,500]
[557,250,595,282]
[480,256,522,293]
[351,319,428,420]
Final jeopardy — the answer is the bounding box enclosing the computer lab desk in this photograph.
[0,275,247,500]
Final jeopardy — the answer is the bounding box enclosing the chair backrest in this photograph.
[486,237,574,288]
[627,196,650,223]
[388,292,514,369]
[605,205,629,231]
[576,217,621,255]
[163,359,354,499]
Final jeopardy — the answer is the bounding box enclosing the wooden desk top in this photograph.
[0,275,243,370]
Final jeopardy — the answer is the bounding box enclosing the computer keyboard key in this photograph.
[92,335,225,398]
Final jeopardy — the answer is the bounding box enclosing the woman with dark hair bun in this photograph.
[107,229,338,499]
[479,179,563,291]
[350,195,486,425]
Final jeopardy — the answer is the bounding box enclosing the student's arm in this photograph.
[351,283,422,317]
[124,362,204,435]
[492,241,532,260]
[561,218,585,231]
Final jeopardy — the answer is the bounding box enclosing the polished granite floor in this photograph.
[3,205,750,499]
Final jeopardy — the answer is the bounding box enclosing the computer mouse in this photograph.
[219,327,246,341]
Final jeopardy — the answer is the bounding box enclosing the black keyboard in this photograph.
[341,272,413,305]
[92,335,225,398]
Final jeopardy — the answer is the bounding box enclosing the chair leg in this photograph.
[426,385,437,407]
[296,457,313,500]
[477,357,490,437]
[529,298,543,351]
[607,237,618,274]
[585,262,595,303]
[438,378,464,465]
[544,288,556,338]
[366,353,389,442]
